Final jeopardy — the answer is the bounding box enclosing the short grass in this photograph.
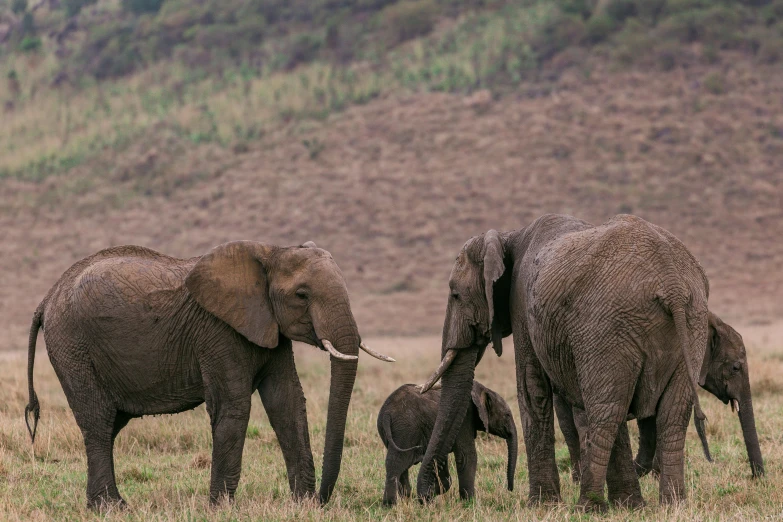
[0,334,781,521]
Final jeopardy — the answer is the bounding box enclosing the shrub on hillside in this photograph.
[62,0,98,18]
[381,0,439,47]
[122,0,166,15]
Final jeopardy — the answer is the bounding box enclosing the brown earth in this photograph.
[2,58,782,351]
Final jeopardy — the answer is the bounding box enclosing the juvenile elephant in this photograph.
[417,214,711,511]
[24,241,394,508]
[377,381,517,505]
[555,311,765,482]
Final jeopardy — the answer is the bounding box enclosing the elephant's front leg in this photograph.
[634,416,660,477]
[606,421,645,509]
[206,395,252,504]
[515,352,561,505]
[257,343,316,499]
[554,394,582,483]
[454,432,478,500]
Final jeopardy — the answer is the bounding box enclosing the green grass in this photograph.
[0,336,781,520]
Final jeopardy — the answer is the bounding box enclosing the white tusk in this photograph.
[731,399,740,413]
[419,350,458,394]
[321,339,358,361]
[359,342,396,362]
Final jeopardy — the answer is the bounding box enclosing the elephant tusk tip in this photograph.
[359,342,396,362]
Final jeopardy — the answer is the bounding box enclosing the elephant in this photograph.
[417,214,712,511]
[555,310,764,482]
[377,381,517,505]
[23,240,394,509]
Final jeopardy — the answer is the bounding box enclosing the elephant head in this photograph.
[186,240,393,502]
[418,231,511,500]
[471,382,517,491]
[699,312,764,477]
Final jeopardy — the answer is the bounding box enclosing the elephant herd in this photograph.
[24,213,764,512]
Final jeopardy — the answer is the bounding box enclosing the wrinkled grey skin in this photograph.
[377,381,517,505]
[24,241,363,509]
[417,214,711,511]
[555,311,764,482]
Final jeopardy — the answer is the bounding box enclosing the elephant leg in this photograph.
[577,383,637,511]
[399,469,412,498]
[454,436,478,500]
[51,348,124,509]
[515,350,561,505]
[258,344,316,499]
[606,422,645,509]
[383,449,408,506]
[202,355,253,506]
[656,371,693,505]
[554,394,582,483]
[634,416,659,477]
[432,454,452,496]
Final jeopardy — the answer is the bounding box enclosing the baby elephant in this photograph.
[377,381,517,505]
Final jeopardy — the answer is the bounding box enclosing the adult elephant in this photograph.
[417,214,710,511]
[24,241,393,509]
[555,311,764,482]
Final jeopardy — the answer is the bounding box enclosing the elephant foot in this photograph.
[577,493,608,513]
[87,495,126,512]
[208,491,235,506]
[610,492,646,510]
[527,487,562,507]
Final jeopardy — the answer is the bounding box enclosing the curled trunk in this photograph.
[318,325,360,504]
[739,371,764,477]
[416,347,479,502]
[506,421,518,491]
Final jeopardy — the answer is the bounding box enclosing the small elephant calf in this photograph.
[377,381,517,505]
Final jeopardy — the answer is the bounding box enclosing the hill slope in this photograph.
[2,57,782,350]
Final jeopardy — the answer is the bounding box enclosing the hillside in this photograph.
[2,55,783,350]
[1,0,783,350]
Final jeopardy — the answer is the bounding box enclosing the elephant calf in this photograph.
[377,381,517,505]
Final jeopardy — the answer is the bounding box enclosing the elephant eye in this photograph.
[451,292,460,301]
[295,289,308,300]
[732,362,741,373]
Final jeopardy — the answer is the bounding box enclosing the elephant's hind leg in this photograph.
[606,422,644,509]
[576,356,640,512]
[383,449,417,506]
[398,469,412,498]
[656,368,693,505]
[51,348,125,509]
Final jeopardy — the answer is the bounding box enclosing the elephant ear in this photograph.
[471,383,491,432]
[185,241,279,348]
[483,230,506,357]
[700,312,721,386]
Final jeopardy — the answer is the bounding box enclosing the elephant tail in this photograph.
[25,303,44,444]
[670,300,708,428]
[382,412,420,454]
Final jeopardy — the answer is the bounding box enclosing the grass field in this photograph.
[0,329,781,521]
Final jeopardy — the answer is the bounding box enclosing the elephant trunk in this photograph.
[318,311,360,504]
[416,346,480,502]
[506,420,518,491]
[738,369,764,477]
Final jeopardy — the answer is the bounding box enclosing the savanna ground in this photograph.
[1,324,782,521]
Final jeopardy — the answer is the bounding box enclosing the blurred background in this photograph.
[1,0,782,351]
